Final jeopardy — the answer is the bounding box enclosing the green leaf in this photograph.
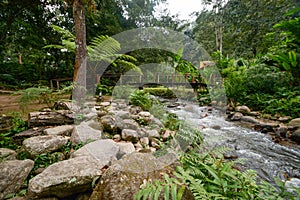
[164,185,170,200]
[282,62,291,71]
[177,185,185,200]
[154,183,163,200]
[171,184,177,200]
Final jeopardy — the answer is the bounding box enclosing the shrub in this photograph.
[112,85,135,100]
[0,112,26,151]
[135,145,299,200]
[143,88,176,99]
[129,90,152,111]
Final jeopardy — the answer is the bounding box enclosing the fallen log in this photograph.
[28,110,75,127]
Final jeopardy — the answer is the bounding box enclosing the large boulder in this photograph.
[27,156,103,199]
[0,159,34,200]
[71,139,120,165]
[22,135,68,157]
[89,153,177,200]
[71,123,102,145]
[43,125,74,136]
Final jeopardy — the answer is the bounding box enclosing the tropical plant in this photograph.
[45,25,140,82]
[129,90,152,111]
[136,143,299,200]
[0,112,26,151]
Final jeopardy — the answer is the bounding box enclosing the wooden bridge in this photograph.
[49,73,209,92]
[97,73,208,91]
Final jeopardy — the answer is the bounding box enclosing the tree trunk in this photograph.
[73,0,87,103]
[214,0,223,54]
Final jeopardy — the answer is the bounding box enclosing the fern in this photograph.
[44,25,139,72]
[134,174,186,200]
[16,87,53,112]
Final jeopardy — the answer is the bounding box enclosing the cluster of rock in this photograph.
[0,98,181,200]
[227,105,300,144]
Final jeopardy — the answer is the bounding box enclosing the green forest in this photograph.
[1,0,299,117]
[1,0,300,199]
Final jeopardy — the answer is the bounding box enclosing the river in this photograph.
[166,101,300,183]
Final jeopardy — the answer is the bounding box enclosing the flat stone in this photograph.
[138,111,152,123]
[150,117,164,128]
[71,123,102,145]
[13,128,46,145]
[71,139,119,166]
[100,102,110,107]
[240,116,259,124]
[0,159,34,200]
[23,135,68,157]
[44,125,74,136]
[278,116,291,122]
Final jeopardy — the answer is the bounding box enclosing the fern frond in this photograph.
[134,174,186,200]
[51,25,75,40]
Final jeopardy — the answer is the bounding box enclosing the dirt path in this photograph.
[0,92,47,117]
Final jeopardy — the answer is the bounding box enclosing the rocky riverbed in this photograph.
[0,97,300,199]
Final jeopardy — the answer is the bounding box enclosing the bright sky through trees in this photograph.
[165,0,207,20]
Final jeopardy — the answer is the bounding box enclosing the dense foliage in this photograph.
[1,1,300,199]
[135,132,300,200]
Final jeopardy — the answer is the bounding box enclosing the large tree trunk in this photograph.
[73,0,87,103]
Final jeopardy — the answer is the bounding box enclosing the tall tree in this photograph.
[120,0,167,27]
[72,0,88,83]
[198,0,227,54]
[193,0,295,57]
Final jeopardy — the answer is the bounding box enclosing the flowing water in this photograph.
[167,101,300,183]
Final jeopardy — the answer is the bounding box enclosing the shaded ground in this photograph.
[0,90,47,117]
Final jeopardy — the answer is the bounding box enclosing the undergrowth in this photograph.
[135,138,300,200]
